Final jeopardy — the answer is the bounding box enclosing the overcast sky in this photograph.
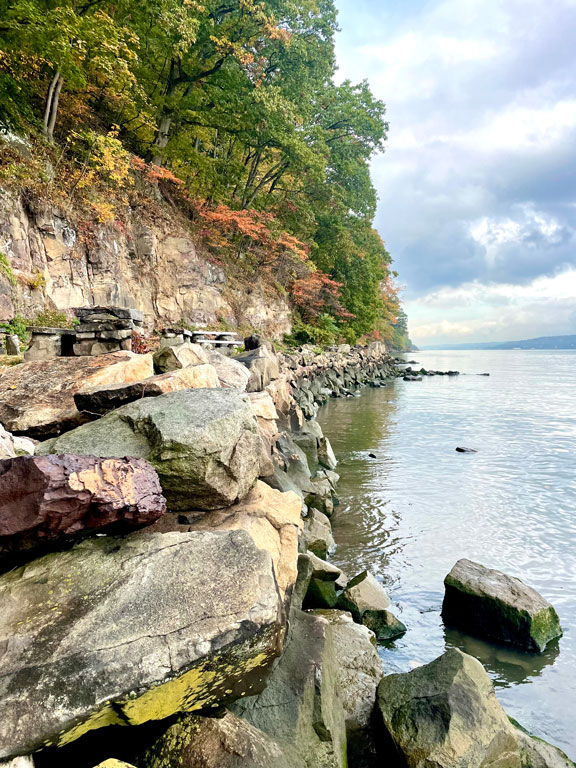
[334,0,576,345]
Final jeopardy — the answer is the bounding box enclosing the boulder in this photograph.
[303,510,335,560]
[0,352,154,437]
[183,481,302,602]
[141,711,305,768]
[74,365,220,416]
[38,390,263,510]
[0,455,165,558]
[153,343,209,373]
[337,571,406,640]
[513,723,576,768]
[309,610,382,763]
[248,392,279,478]
[0,424,35,460]
[233,608,346,768]
[306,551,342,582]
[377,648,523,768]
[0,530,284,758]
[442,559,562,652]
[236,348,280,393]
[207,350,251,390]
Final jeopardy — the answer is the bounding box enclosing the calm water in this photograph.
[316,350,576,759]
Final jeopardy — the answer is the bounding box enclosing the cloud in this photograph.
[334,0,576,341]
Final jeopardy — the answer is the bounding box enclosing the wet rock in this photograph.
[310,610,382,764]
[0,454,165,559]
[513,721,576,768]
[207,350,251,390]
[38,389,262,510]
[442,559,562,652]
[141,711,305,768]
[74,365,220,416]
[361,608,407,641]
[0,352,154,437]
[183,481,302,602]
[233,608,346,768]
[153,342,209,373]
[456,446,478,453]
[377,648,524,768]
[403,375,422,381]
[368,452,377,458]
[0,530,284,759]
[337,571,406,640]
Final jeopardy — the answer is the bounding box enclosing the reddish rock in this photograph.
[0,455,166,554]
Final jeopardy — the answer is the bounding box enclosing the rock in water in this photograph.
[0,530,284,759]
[37,389,263,510]
[455,446,478,453]
[0,455,165,556]
[442,559,562,652]
[377,648,523,768]
[337,571,407,640]
[0,352,154,437]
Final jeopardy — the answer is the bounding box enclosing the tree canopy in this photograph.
[0,0,408,344]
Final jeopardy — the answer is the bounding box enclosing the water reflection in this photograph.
[317,351,576,758]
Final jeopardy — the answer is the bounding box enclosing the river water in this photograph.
[316,350,576,759]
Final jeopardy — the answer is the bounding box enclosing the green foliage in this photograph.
[284,312,339,347]
[0,250,16,286]
[0,0,409,343]
[29,309,76,328]
[0,314,28,343]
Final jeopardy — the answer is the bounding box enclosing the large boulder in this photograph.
[153,343,209,373]
[37,390,263,510]
[0,352,154,437]
[249,392,279,478]
[74,365,220,416]
[377,648,523,768]
[0,455,165,559]
[233,608,347,768]
[141,711,305,768]
[303,510,335,560]
[235,348,280,393]
[310,610,383,765]
[207,350,251,390]
[0,530,285,759]
[184,481,302,602]
[442,559,562,652]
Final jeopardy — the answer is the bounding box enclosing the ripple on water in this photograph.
[317,350,576,759]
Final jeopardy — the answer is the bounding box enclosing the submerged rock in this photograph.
[0,352,154,437]
[38,389,263,510]
[377,648,523,768]
[442,559,562,652]
[0,530,284,759]
[0,455,165,557]
[74,365,220,416]
[455,446,478,453]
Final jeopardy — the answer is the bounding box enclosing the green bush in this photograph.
[0,315,29,345]
[284,313,339,348]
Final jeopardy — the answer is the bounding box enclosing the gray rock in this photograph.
[442,559,562,652]
[337,571,390,618]
[377,648,523,768]
[306,552,342,582]
[5,334,20,356]
[361,608,407,641]
[233,608,346,768]
[141,711,305,768]
[153,342,209,373]
[236,348,280,392]
[513,722,576,768]
[0,530,284,759]
[303,510,335,559]
[38,389,262,510]
[207,350,251,390]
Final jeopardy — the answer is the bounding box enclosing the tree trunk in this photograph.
[152,114,172,166]
[43,70,63,142]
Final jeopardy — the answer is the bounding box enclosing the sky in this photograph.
[334,0,576,345]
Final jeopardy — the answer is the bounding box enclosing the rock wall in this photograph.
[0,188,292,338]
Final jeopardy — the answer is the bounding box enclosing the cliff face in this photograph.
[0,187,292,338]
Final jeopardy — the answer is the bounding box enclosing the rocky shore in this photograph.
[0,334,572,768]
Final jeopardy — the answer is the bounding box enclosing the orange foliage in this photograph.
[291,270,353,320]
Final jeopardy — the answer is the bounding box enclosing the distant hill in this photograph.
[421,335,576,350]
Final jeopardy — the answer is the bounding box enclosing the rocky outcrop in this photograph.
[141,712,305,768]
[378,648,523,768]
[233,608,347,768]
[442,559,562,652]
[0,351,154,437]
[0,187,291,338]
[74,365,220,416]
[38,389,263,510]
[153,343,209,373]
[0,530,284,759]
[0,455,165,558]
